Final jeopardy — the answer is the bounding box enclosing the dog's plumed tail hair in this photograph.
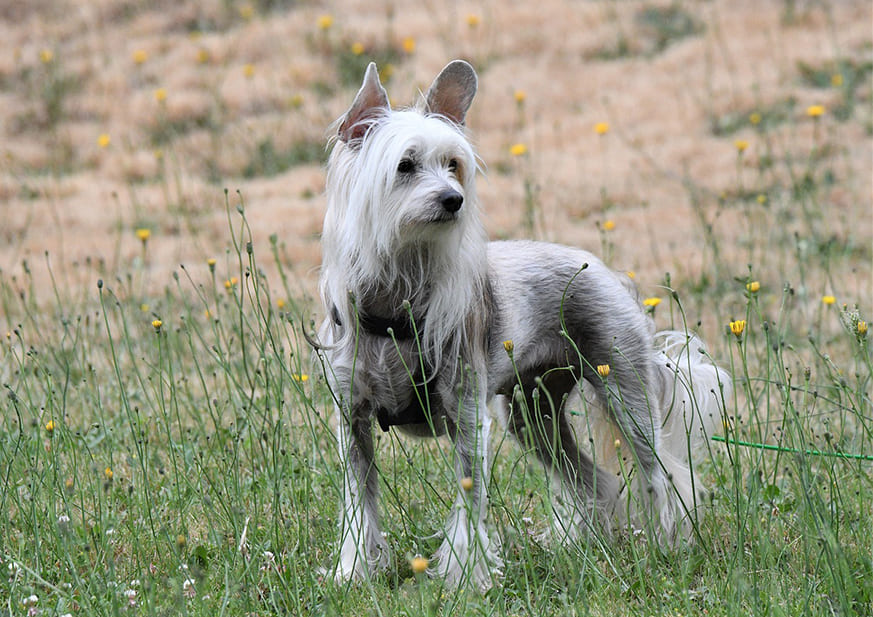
[652,330,729,464]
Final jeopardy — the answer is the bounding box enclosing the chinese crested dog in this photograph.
[315,60,728,590]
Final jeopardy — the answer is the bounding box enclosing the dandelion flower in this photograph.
[132,49,148,65]
[401,37,415,54]
[317,14,333,30]
[596,364,610,378]
[104,467,114,480]
[643,297,661,308]
[136,228,151,242]
[746,281,761,293]
[207,257,217,269]
[626,271,635,279]
[602,219,615,231]
[514,89,527,104]
[509,143,527,157]
[154,88,167,103]
[594,121,610,135]
[277,298,286,309]
[734,139,749,153]
[243,63,255,78]
[806,104,825,118]
[152,319,162,330]
[292,374,309,382]
[858,321,868,337]
[45,419,56,433]
[97,133,110,148]
[749,112,762,125]
[822,295,836,305]
[224,277,238,290]
[466,14,481,27]
[410,556,429,574]
[503,339,514,355]
[460,476,473,492]
[39,49,53,64]
[350,41,364,56]
[729,320,746,337]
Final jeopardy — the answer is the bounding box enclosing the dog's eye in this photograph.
[447,158,459,173]
[397,158,416,174]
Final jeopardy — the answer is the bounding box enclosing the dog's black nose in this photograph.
[439,190,463,213]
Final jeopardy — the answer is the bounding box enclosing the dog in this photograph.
[314,59,728,590]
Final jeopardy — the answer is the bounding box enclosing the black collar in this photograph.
[331,305,421,340]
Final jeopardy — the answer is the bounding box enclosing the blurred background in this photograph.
[1,0,870,317]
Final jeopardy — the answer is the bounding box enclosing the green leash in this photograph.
[712,434,873,462]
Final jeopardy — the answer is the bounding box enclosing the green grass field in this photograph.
[2,1,871,615]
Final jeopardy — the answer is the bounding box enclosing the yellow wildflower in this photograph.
[514,89,526,104]
[596,364,610,378]
[104,467,114,480]
[410,556,429,574]
[140,303,149,313]
[756,194,767,204]
[207,258,217,270]
[350,41,364,56]
[97,133,110,148]
[594,121,610,135]
[503,340,514,355]
[277,298,286,309]
[196,49,210,64]
[152,319,162,330]
[154,88,167,103]
[831,74,843,87]
[509,143,527,157]
[734,139,749,153]
[858,321,868,337]
[626,271,635,279]
[136,228,151,242]
[460,477,473,492]
[292,374,309,382]
[614,439,621,449]
[746,281,761,293]
[401,37,415,54]
[317,14,333,30]
[238,4,254,19]
[45,419,56,433]
[643,297,661,308]
[806,105,825,118]
[132,49,148,65]
[39,49,54,64]
[729,320,746,337]
[822,295,836,305]
[243,63,255,78]
[749,112,762,125]
[466,14,481,27]
[602,220,615,231]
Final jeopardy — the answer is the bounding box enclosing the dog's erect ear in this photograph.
[424,60,478,126]
[338,62,390,143]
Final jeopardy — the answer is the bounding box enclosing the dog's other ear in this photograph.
[338,62,390,143]
[425,60,478,126]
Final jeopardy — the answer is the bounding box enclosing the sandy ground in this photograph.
[1,0,871,313]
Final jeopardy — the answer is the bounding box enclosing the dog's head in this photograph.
[326,61,481,253]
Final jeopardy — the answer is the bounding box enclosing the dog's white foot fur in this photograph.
[431,506,503,591]
[334,523,391,583]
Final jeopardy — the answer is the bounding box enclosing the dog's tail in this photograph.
[652,330,729,464]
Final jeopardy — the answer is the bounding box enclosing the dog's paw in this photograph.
[431,510,503,591]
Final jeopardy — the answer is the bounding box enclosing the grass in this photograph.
[2,2,872,616]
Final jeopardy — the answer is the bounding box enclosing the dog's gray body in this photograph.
[316,61,727,589]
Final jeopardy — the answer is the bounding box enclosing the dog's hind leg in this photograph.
[507,368,620,541]
[595,354,696,546]
[433,369,503,591]
[334,400,391,582]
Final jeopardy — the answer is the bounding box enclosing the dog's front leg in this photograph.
[433,370,503,590]
[335,400,390,582]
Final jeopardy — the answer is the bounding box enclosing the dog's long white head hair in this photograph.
[320,61,488,369]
